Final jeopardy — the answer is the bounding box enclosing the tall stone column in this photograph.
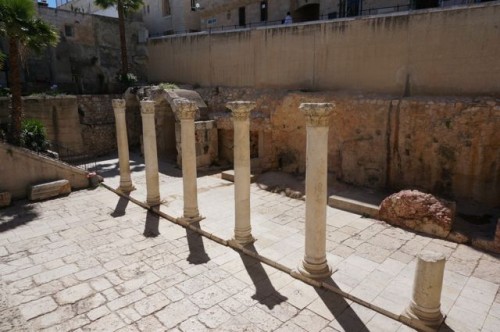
[227,101,256,245]
[298,102,334,279]
[112,99,134,193]
[174,98,202,223]
[405,251,446,329]
[140,101,161,206]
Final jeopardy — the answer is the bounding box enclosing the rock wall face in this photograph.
[198,88,500,207]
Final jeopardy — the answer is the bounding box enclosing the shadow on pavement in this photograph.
[111,196,129,217]
[0,202,39,233]
[186,222,210,264]
[239,244,287,309]
[144,211,160,237]
[317,278,369,332]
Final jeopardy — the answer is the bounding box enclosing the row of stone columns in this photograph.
[112,99,446,330]
[112,98,336,279]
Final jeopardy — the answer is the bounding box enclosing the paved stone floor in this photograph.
[0,154,499,331]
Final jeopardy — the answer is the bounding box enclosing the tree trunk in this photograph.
[117,0,128,75]
[8,38,23,146]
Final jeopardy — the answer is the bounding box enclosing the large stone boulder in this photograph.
[379,190,455,238]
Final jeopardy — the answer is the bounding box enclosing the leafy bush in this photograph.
[116,72,138,86]
[159,82,178,90]
[20,119,49,152]
[0,85,10,97]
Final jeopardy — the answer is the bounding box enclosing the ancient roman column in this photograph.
[405,251,446,328]
[174,98,202,223]
[227,101,256,245]
[140,100,161,206]
[298,102,334,279]
[112,99,134,193]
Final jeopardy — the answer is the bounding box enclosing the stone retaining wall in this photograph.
[198,88,500,207]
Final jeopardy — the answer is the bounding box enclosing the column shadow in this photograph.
[110,196,129,217]
[239,244,287,309]
[144,211,160,237]
[0,203,38,232]
[317,278,369,332]
[186,222,210,264]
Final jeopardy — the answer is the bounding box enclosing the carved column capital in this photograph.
[226,101,256,121]
[300,103,335,127]
[112,99,126,114]
[174,98,198,120]
[140,100,155,115]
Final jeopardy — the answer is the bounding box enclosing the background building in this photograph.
[142,0,200,36]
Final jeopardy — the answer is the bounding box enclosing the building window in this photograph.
[64,25,74,37]
[163,0,171,17]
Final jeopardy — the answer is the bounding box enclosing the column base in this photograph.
[117,184,135,194]
[297,259,333,280]
[146,198,161,207]
[177,215,205,224]
[403,302,444,331]
[230,234,256,246]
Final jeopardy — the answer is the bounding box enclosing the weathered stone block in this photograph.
[379,190,455,238]
[29,180,71,201]
[0,192,12,207]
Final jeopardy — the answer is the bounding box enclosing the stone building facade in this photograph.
[142,0,201,36]
[0,5,148,94]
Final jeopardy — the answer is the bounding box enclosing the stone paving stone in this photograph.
[18,296,57,320]
[291,308,329,332]
[197,305,232,328]
[154,298,200,329]
[242,305,282,331]
[135,315,165,332]
[54,283,93,305]
[133,292,170,316]
[87,305,111,321]
[33,264,79,285]
[80,313,126,332]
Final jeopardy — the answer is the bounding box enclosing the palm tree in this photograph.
[0,0,59,145]
[94,0,144,77]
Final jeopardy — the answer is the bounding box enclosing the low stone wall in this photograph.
[0,95,122,159]
[198,88,500,207]
[0,143,89,200]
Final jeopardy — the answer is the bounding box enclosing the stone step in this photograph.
[221,170,256,183]
[328,195,380,218]
[0,192,11,208]
[29,180,71,201]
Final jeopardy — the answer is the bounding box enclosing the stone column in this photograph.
[227,101,256,245]
[174,98,202,223]
[298,103,334,279]
[405,251,446,328]
[140,101,161,206]
[112,99,134,193]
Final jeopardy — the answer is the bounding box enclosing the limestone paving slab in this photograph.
[0,154,498,331]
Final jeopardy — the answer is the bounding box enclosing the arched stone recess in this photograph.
[123,87,217,169]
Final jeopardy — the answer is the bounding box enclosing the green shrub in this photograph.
[20,119,49,152]
[116,72,138,86]
[158,82,178,90]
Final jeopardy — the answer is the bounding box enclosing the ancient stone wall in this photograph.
[0,95,126,159]
[198,88,500,207]
[77,95,122,157]
[148,2,500,96]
